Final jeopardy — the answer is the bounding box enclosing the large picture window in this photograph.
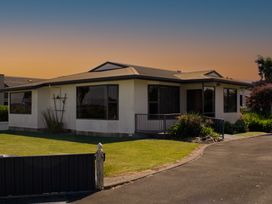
[10,91,32,114]
[224,88,237,113]
[148,85,180,115]
[77,85,118,120]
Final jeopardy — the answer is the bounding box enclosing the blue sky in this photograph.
[0,0,271,79]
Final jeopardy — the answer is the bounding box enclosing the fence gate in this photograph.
[0,153,96,197]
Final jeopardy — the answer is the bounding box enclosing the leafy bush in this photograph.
[169,113,203,138]
[200,126,220,141]
[247,83,272,115]
[42,109,64,133]
[242,112,272,133]
[0,105,8,122]
[224,121,235,134]
[169,113,220,140]
[224,118,249,134]
[234,119,249,133]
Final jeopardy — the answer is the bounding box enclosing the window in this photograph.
[10,91,32,114]
[224,88,237,113]
[77,85,118,120]
[148,85,180,115]
[240,95,243,107]
[187,89,202,114]
[204,87,215,116]
[4,92,8,105]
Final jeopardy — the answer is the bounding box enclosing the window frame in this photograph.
[224,88,238,113]
[9,91,32,115]
[203,86,215,117]
[76,84,119,120]
[148,85,180,117]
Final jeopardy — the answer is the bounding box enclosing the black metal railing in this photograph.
[135,113,224,139]
[135,113,180,134]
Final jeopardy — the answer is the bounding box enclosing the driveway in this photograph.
[75,135,272,204]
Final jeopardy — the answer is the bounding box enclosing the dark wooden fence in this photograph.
[0,153,96,197]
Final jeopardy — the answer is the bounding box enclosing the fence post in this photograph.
[95,143,105,190]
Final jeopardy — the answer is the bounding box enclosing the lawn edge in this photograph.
[104,143,209,189]
[104,133,271,189]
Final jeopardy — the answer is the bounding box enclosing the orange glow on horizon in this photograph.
[0,33,263,81]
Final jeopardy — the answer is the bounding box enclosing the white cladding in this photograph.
[8,79,242,134]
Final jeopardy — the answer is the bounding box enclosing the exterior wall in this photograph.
[9,80,136,135]
[0,74,4,105]
[134,79,183,114]
[0,122,8,130]
[240,88,251,107]
[9,90,39,129]
[215,84,241,123]
[180,82,242,123]
[179,82,242,123]
[75,80,135,134]
[8,79,244,134]
[134,80,183,132]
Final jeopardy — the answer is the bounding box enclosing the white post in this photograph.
[95,143,105,190]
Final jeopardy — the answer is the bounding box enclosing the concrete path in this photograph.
[75,135,272,204]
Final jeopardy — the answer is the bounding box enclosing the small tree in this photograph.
[256,55,272,82]
[247,83,272,115]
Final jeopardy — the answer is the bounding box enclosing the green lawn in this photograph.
[233,132,267,137]
[0,131,198,177]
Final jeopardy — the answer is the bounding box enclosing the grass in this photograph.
[233,132,267,137]
[0,131,198,177]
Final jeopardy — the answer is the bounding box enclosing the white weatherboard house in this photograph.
[3,62,250,136]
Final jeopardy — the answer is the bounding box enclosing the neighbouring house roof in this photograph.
[1,61,251,92]
[4,76,45,87]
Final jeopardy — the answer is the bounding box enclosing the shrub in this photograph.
[0,105,8,122]
[169,113,203,138]
[242,112,272,132]
[169,113,221,140]
[234,119,248,133]
[224,121,235,134]
[42,109,64,133]
[200,126,220,141]
[247,83,272,115]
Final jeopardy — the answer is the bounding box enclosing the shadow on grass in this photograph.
[0,130,140,145]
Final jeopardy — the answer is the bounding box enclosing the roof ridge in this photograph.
[107,61,178,73]
[180,69,215,74]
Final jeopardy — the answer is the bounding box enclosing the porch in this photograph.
[134,113,225,138]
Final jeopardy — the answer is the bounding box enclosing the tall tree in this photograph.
[255,55,272,82]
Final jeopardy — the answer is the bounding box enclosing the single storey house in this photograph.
[0,74,44,105]
[2,62,250,136]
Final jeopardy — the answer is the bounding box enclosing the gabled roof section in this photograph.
[205,70,223,78]
[175,70,223,80]
[90,61,128,72]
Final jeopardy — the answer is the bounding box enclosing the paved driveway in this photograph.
[75,135,272,204]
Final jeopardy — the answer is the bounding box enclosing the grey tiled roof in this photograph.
[4,76,45,87]
[2,61,251,91]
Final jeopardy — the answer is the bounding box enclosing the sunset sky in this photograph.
[0,0,271,80]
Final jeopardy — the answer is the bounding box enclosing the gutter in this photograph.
[0,75,251,92]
